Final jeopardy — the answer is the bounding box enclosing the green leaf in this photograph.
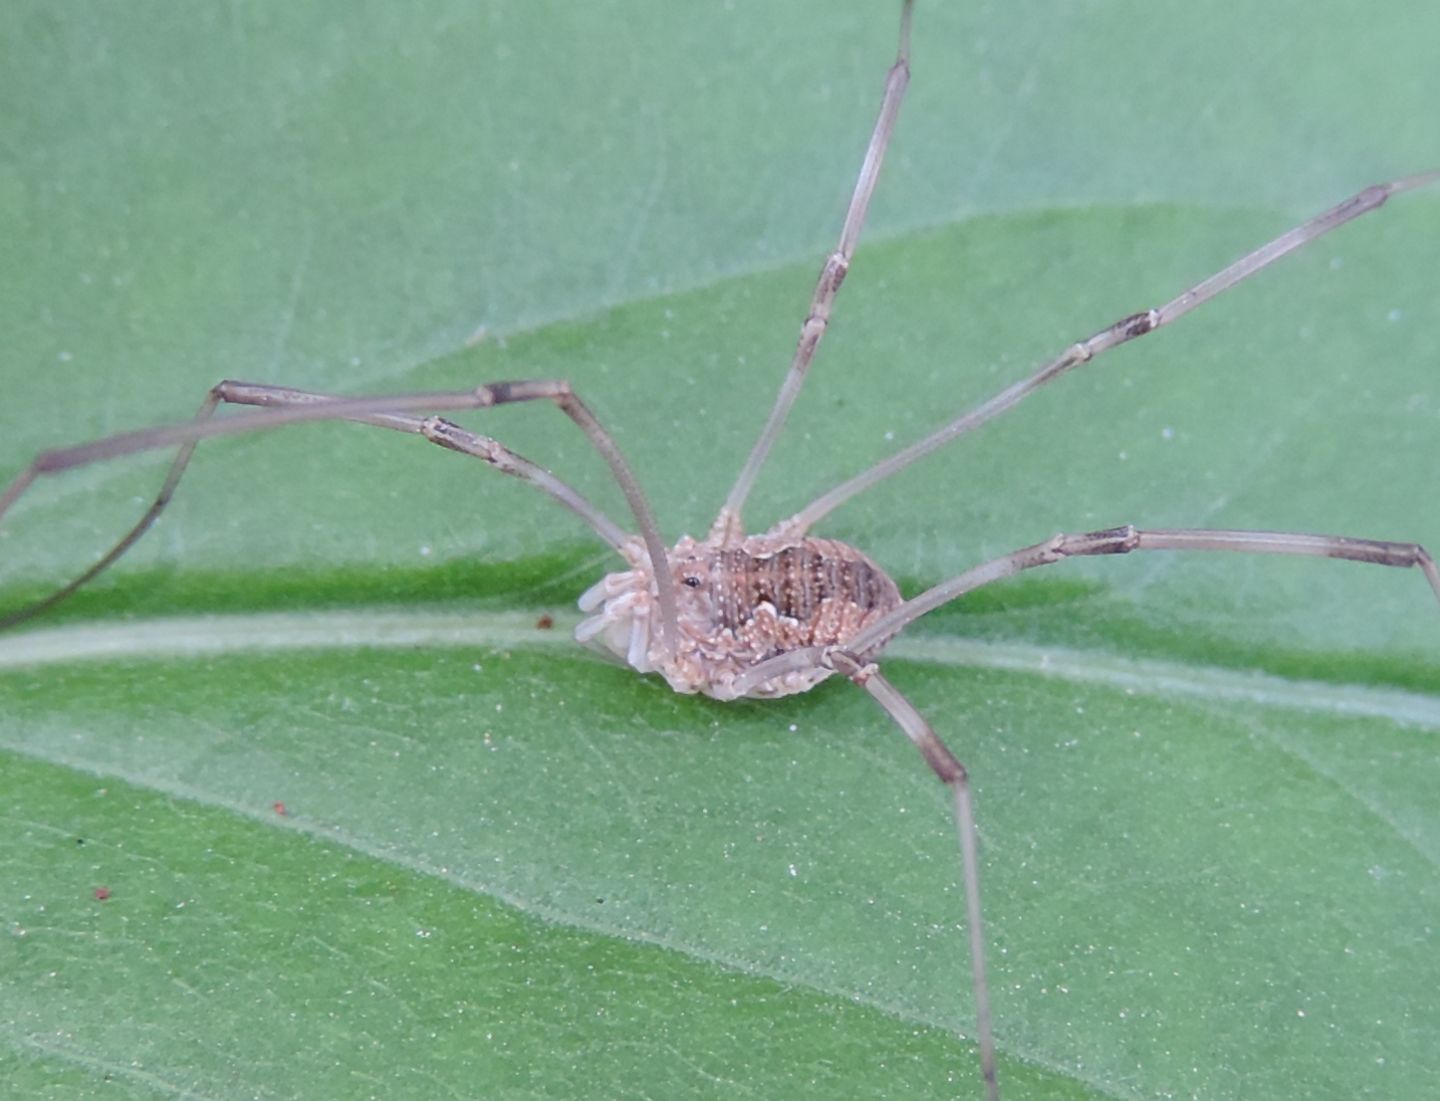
[2,2,1438,1099]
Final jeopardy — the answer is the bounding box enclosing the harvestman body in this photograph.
[3,2,1438,1097]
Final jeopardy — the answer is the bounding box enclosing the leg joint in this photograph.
[826,648,875,684]
[1052,524,1140,557]
[1121,308,1161,338]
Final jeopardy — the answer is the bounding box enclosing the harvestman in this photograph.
[2,2,1438,1096]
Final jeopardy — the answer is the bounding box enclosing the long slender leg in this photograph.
[828,649,1001,1101]
[783,170,1440,534]
[0,380,671,643]
[733,524,1438,1097]
[418,418,628,550]
[209,383,630,550]
[715,0,914,538]
[732,525,1440,695]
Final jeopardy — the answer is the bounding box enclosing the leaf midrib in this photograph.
[5,607,1435,729]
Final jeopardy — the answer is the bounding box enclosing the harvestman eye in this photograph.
[2,2,1437,1098]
